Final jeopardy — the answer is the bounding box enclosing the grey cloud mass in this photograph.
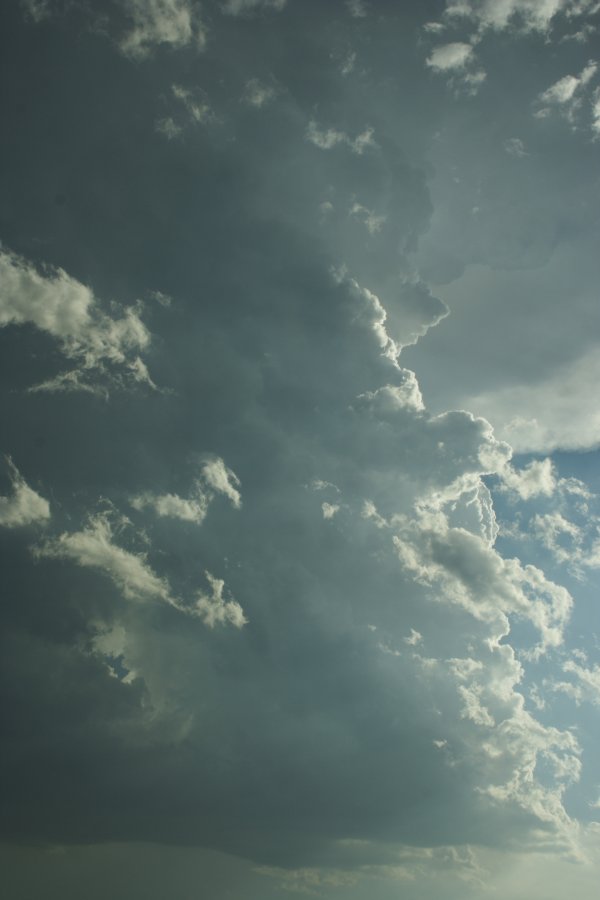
[2,1,600,899]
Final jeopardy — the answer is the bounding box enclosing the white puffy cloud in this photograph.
[306,121,376,155]
[531,510,600,573]
[501,458,557,500]
[35,511,172,604]
[426,42,474,72]
[119,0,206,59]
[0,247,154,395]
[131,490,209,523]
[356,377,424,415]
[443,0,596,33]
[321,502,340,519]
[535,61,598,127]
[194,572,247,628]
[200,457,242,509]
[0,457,50,527]
[393,509,572,651]
[34,510,245,627]
[131,456,241,522]
[425,42,486,93]
[561,657,600,704]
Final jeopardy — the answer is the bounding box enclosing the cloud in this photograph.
[425,42,486,93]
[442,0,596,33]
[0,457,50,528]
[504,137,528,157]
[531,509,600,574]
[34,511,173,604]
[34,510,245,627]
[500,458,557,500]
[242,78,277,108]
[200,457,242,508]
[306,121,376,155]
[426,42,474,72]
[468,345,600,452]
[535,61,598,127]
[5,3,600,889]
[131,490,209,523]
[346,0,367,17]
[321,502,340,519]
[195,571,247,628]
[155,83,214,138]
[221,0,286,14]
[0,246,155,395]
[131,456,241,522]
[119,0,207,59]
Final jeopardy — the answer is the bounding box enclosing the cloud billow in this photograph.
[2,1,600,897]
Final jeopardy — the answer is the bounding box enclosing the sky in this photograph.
[2,1,600,898]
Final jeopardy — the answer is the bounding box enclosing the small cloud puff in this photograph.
[131,456,241,524]
[242,78,278,108]
[321,502,340,519]
[535,61,598,128]
[119,0,207,59]
[306,121,376,155]
[0,457,50,528]
[426,42,474,72]
[500,458,557,500]
[0,247,155,396]
[195,572,247,628]
[425,42,486,94]
[156,84,214,138]
[504,137,528,157]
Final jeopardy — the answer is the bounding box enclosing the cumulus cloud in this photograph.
[200,457,242,508]
[34,510,245,626]
[0,246,154,395]
[426,42,474,71]
[194,572,247,628]
[425,42,486,93]
[131,489,209,523]
[131,456,241,522]
[443,0,596,33]
[0,457,50,527]
[356,376,425,414]
[6,2,600,890]
[34,511,173,604]
[501,458,557,500]
[119,0,207,59]
[306,121,376,155]
[393,502,572,652]
[535,61,598,126]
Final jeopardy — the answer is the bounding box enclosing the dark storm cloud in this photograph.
[0,1,591,895]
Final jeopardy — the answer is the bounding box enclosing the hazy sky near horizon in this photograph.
[3,1,600,898]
